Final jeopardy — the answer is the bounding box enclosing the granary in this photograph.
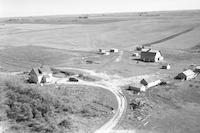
[194,66,200,73]
[29,66,53,84]
[162,64,171,69]
[140,78,161,88]
[128,84,146,93]
[176,69,197,80]
[140,48,164,62]
[110,48,119,53]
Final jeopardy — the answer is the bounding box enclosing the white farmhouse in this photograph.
[29,66,53,84]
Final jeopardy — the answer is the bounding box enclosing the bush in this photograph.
[3,81,72,133]
[58,120,71,129]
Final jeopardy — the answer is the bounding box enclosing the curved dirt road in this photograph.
[54,67,127,133]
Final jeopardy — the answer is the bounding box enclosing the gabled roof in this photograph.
[141,48,160,54]
[30,66,52,76]
[31,67,40,76]
[195,66,200,69]
[182,69,195,76]
[141,77,161,84]
[38,66,52,74]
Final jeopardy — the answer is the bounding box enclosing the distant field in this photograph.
[0,10,200,51]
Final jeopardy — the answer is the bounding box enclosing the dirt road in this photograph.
[53,67,127,133]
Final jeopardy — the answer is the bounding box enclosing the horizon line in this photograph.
[0,8,200,19]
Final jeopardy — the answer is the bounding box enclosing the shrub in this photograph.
[3,80,72,132]
[58,119,71,129]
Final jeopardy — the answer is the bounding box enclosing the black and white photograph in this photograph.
[0,0,200,133]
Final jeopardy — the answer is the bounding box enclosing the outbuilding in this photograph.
[162,64,171,69]
[176,69,197,80]
[99,49,106,53]
[29,66,53,84]
[98,49,110,55]
[132,53,139,57]
[110,48,119,53]
[128,84,146,93]
[194,66,200,73]
[140,78,161,88]
[140,49,164,62]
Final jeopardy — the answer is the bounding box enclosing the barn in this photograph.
[29,66,53,84]
[128,84,146,93]
[140,49,163,62]
[176,69,197,80]
[140,78,161,88]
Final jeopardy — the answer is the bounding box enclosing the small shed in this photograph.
[194,66,200,73]
[132,53,139,57]
[162,64,171,69]
[140,49,163,62]
[99,49,106,53]
[177,69,197,80]
[128,84,146,93]
[110,48,119,53]
[140,78,161,88]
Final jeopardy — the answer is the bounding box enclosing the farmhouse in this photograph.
[29,66,53,84]
[140,78,161,88]
[140,49,163,62]
[176,69,197,80]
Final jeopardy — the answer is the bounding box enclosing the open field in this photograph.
[0,10,200,133]
[0,10,200,51]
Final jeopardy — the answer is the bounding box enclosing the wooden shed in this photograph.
[176,69,197,80]
[140,78,161,88]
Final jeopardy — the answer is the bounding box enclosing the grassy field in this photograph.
[0,10,200,51]
[120,75,200,133]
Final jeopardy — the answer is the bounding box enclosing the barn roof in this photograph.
[182,69,195,76]
[141,77,161,84]
[195,66,200,69]
[38,66,52,74]
[141,48,160,54]
[30,66,52,76]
